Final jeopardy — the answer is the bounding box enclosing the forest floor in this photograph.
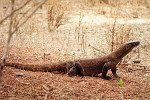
[0,62,150,100]
[0,44,150,100]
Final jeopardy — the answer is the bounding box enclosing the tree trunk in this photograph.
[0,0,15,84]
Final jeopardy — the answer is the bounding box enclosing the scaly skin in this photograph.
[5,41,140,80]
[69,41,140,80]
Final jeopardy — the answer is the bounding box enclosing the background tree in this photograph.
[0,0,47,85]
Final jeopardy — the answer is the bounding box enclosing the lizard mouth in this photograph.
[130,41,140,47]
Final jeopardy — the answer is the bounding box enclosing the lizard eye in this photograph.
[126,44,132,49]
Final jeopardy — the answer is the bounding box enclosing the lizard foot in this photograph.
[102,75,111,80]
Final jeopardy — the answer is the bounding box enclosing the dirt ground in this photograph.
[0,64,149,100]
[0,43,150,100]
[0,0,150,100]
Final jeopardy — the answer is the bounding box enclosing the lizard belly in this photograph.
[79,59,105,76]
[82,66,102,76]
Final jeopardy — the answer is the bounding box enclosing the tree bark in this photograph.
[0,0,15,85]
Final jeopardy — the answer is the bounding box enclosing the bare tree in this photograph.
[0,0,47,85]
[0,0,15,85]
[0,0,31,25]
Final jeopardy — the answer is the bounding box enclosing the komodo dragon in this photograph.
[5,41,140,80]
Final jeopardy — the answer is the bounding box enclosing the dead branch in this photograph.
[0,0,32,25]
[14,7,32,28]
[16,78,30,85]
[42,85,50,91]
[88,44,100,52]
[88,44,106,55]
[11,0,47,34]
[42,84,53,100]
[2,0,47,61]
[0,0,48,84]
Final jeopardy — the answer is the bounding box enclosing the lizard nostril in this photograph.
[134,41,140,45]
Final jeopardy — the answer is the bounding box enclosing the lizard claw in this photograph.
[102,76,111,80]
[114,74,120,78]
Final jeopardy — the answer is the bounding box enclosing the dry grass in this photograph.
[47,0,70,32]
[105,18,140,63]
[0,60,149,100]
[86,0,149,6]
[105,18,133,52]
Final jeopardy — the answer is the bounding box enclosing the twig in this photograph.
[0,0,32,25]
[11,0,47,35]
[88,44,100,51]
[44,94,48,100]
[16,78,31,85]
[88,44,106,54]
[14,6,33,29]
[42,84,53,100]
[42,84,49,91]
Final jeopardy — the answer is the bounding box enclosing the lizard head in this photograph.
[115,41,140,59]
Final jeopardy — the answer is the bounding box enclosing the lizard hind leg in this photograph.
[66,61,78,77]
[68,61,83,77]
[68,66,78,77]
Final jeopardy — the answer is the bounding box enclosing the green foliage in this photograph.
[118,78,123,87]
[32,89,37,93]
[134,97,139,100]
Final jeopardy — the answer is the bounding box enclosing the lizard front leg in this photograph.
[111,67,120,78]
